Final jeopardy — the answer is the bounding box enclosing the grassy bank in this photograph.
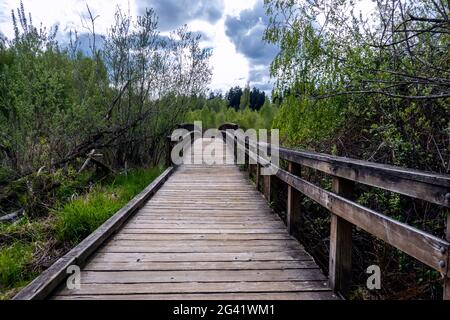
[0,167,163,299]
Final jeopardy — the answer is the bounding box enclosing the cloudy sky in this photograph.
[0,0,279,93]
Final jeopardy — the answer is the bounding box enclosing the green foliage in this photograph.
[273,95,344,148]
[0,16,111,172]
[54,170,92,201]
[224,86,267,111]
[0,3,212,178]
[239,85,251,110]
[0,166,15,184]
[264,0,449,299]
[264,0,449,168]
[185,96,278,130]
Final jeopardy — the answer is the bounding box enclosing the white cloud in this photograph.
[178,1,258,92]
[223,0,257,16]
[207,19,249,92]
[0,0,136,38]
[0,0,269,93]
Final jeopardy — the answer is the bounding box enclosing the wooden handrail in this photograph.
[241,133,450,207]
[264,142,450,207]
[221,128,450,299]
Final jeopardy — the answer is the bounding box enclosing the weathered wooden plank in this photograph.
[167,175,248,178]
[135,217,278,222]
[155,185,256,189]
[91,251,311,262]
[143,207,272,211]
[113,233,293,241]
[53,291,338,300]
[83,260,318,271]
[151,195,263,200]
[148,201,266,206]
[138,209,274,215]
[141,206,272,210]
[99,244,304,253]
[144,200,268,205]
[123,223,286,229]
[156,191,262,195]
[131,216,279,222]
[56,280,331,296]
[107,239,300,246]
[119,228,287,234]
[77,269,327,284]
[148,197,265,201]
[13,167,175,300]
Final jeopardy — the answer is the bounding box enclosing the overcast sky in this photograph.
[0,0,279,93]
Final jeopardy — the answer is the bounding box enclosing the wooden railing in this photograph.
[220,125,450,299]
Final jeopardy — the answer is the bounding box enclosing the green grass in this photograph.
[54,167,163,245]
[0,218,50,243]
[54,191,124,245]
[0,166,16,184]
[0,242,34,290]
[109,167,164,201]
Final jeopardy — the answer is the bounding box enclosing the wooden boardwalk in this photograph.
[15,126,450,300]
[52,138,336,300]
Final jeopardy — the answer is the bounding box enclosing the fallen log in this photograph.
[78,149,115,174]
[0,208,24,222]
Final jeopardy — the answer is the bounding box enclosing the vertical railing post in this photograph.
[248,138,254,178]
[255,163,261,191]
[329,176,354,297]
[263,174,271,202]
[287,161,302,238]
[245,137,249,172]
[263,143,272,202]
[165,135,172,167]
[233,136,238,164]
[444,209,450,300]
